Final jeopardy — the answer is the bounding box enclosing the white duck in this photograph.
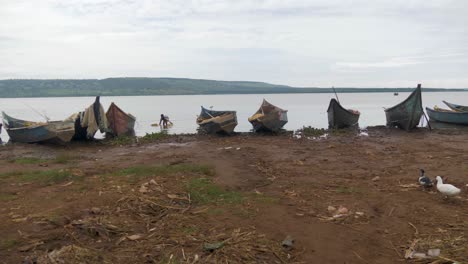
[435,176,461,197]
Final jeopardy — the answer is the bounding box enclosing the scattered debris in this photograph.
[60,181,74,187]
[89,207,101,215]
[337,206,349,215]
[427,248,440,257]
[127,234,144,241]
[139,184,149,193]
[203,241,224,252]
[18,241,44,252]
[37,245,104,263]
[372,176,380,181]
[358,130,369,137]
[281,235,294,250]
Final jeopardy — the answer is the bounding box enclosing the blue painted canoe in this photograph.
[384,84,423,131]
[2,112,75,143]
[426,107,468,125]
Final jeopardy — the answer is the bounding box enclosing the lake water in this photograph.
[1,92,468,141]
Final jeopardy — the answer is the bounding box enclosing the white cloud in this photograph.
[0,0,467,87]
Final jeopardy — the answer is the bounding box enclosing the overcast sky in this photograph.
[1,0,467,87]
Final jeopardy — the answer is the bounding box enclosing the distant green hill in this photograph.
[0,78,466,98]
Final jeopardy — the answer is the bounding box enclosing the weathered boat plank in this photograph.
[327,98,360,129]
[384,84,423,131]
[248,99,288,132]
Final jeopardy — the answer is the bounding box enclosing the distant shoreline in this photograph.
[0,77,466,98]
[1,89,468,99]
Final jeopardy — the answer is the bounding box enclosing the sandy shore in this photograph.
[0,127,467,263]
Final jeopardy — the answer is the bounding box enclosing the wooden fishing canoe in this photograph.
[443,101,468,112]
[384,84,423,131]
[248,99,288,132]
[327,98,360,129]
[2,112,75,143]
[106,102,136,137]
[426,107,468,125]
[196,106,237,134]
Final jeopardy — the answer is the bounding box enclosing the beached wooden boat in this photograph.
[426,107,468,125]
[2,112,75,143]
[384,84,423,130]
[443,101,468,112]
[248,99,288,132]
[106,102,136,137]
[196,106,237,134]
[327,98,360,129]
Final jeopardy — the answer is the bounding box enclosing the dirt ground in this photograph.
[0,127,467,264]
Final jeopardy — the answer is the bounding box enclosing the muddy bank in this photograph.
[0,127,467,263]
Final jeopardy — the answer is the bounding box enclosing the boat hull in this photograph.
[249,99,288,132]
[426,107,468,125]
[443,101,468,112]
[197,107,238,134]
[2,112,75,143]
[106,103,136,137]
[327,99,360,129]
[384,85,423,131]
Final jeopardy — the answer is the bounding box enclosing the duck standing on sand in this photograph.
[435,176,461,197]
[418,169,433,189]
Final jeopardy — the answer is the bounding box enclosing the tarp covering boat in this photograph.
[68,96,110,140]
[248,99,288,132]
[196,106,237,134]
[327,98,360,129]
[443,101,468,112]
[106,102,136,137]
[384,84,423,131]
[2,112,75,143]
[426,106,468,125]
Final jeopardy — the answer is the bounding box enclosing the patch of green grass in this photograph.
[11,157,46,164]
[107,135,136,146]
[0,169,76,185]
[140,131,169,142]
[186,178,244,205]
[54,154,77,164]
[116,164,214,178]
[181,226,199,235]
[251,194,279,204]
[0,193,17,201]
[335,186,362,194]
[300,126,327,137]
[0,239,17,250]
[329,128,355,136]
[207,208,225,215]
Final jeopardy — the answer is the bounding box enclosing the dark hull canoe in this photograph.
[384,85,423,131]
[443,101,468,112]
[196,107,237,134]
[248,99,288,132]
[327,99,360,129]
[426,107,468,125]
[106,103,136,137]
[2,112,75,143]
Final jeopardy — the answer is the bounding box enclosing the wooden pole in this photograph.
[332,86,340,103]
[418,84,432,130]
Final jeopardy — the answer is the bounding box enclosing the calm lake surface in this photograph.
[1,92,468,141]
